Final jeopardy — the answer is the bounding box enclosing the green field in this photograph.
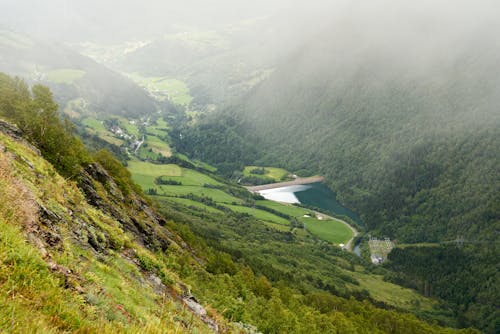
[117,118,140,137]
[145,135,171,157]
[300,217,353,244]
[127,160,235,203]
[255,200,312,217]
[100,135,124,146]
[159,186,241,203]
[138,146,159,160]
[146,118,169,137]
[175,153,217,172]
[348,271,438,313]
[46,68,86,84]
[82,117,106,132]
[243,166,290,182]
[82,117,124,146]
[127,74,192,106]
[160,197,224,214]
[223,204,290,226]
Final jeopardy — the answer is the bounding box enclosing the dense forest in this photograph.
[170,26,500,332]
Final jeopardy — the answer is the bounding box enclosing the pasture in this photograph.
[300,217,353,245]
[243,166,291,182]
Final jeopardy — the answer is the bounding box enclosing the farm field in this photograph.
[175,153,217,172]
[223,204,290,226]
[300,216,353,245]
[243,166,291,182]
[81,117,125,146]
[82,117,106,132]
[255,200,312,218]
[158,197,224,214]
[127,73,192,105]
[145,135,172,157]
[146,118,169,137]
[117,118,140,137]
[159,186,241,203]
[348,271,439,314]
[127,160,239,203]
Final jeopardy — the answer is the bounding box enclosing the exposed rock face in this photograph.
[0,119,22,140]
[77,162,170,252]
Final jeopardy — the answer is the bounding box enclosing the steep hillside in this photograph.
[175,26,500,244]
[0,120,221,332]
[170,19,500,333]
[0,74,481,333]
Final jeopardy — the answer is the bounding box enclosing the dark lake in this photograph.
[294,182,363,227]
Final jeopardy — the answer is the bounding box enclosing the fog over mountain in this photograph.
[0,1,499,333]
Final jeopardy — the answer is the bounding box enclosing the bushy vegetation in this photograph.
[0,73,90,178]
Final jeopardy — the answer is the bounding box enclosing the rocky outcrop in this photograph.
[0,119,22,140]
[0,118,41,155]
[77,162,171,252]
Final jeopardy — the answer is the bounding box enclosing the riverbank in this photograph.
[245,175,324,192]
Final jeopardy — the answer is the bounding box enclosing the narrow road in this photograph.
[245,176,325,192]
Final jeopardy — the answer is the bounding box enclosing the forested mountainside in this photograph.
[1,72,480,333]
[175,27,500,244]
[0,27,158,117]
[171,25,500,333]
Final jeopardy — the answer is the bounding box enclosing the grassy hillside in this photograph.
[0,73,477,333]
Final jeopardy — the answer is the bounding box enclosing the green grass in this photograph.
[146,118,169,138]
[145,135,171,157]
[127,74,192,106]
[111,117,140,137]
[159,186,241,203]
[162,197,224,214]
[349,271,438,313]
[255,200,312,217]
[100,135,124,146]
[46,68,86,84]
[127,160,236,202]
[223,204,291,226]
[138,146,160,160]
[300,217,353,244]
[82,117,106,132]
[243,166,291,182]
[82,117,124,146]
[175,153,217,172]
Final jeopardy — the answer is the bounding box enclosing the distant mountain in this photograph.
[0,27,157,117]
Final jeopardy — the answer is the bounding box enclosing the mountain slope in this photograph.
[0,27,157,117]
[0,74,480,333]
